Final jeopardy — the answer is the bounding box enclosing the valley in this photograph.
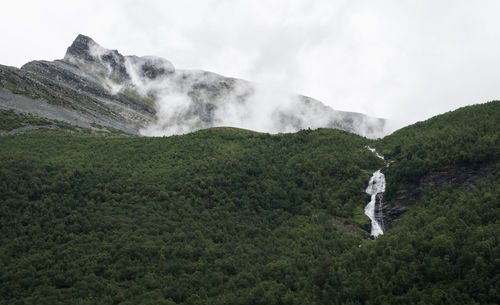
[0,34,499,305]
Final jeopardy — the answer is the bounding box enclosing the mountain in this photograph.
[0,34,387,137]
[0,100,498,304]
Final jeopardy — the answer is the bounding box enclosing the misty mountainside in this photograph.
[0,101,499,304]
[0,34,387,138]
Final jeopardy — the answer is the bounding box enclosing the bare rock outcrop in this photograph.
[381,162,494,230]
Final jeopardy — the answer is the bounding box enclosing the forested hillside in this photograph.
[0,101,499,304]
[376,101,500,199]
[320,101,500,304]
[0,119,382,305]
[322,166,499,304]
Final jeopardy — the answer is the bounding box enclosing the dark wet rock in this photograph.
[382,162,494,230]
[373,193,387,230]
[360,222,372,234]
[379,198,408,231]
[393,163,493,205]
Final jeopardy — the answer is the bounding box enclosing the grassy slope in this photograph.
[0,109,129,136]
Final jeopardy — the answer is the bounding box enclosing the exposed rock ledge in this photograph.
[380,162,494,231]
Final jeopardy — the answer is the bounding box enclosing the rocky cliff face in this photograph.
[379,162,494,230]
[0,34,388,137]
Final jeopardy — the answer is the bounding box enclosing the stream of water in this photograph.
[364,147,386,238]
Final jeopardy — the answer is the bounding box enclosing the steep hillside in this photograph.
[321,165,499,304]
[0,126,382,305]
[0,97,498,304]
[0,34,387,138]
[316,101,499,304]
[0,109,129,136]
[377,100,500,199]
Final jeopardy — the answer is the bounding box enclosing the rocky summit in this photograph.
[0,34,387,137]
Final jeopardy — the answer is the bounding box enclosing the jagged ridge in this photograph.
[1,34,388,137]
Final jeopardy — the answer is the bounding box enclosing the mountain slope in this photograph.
[0,101,498,304]
[316,101,500,304]
[1,34,387,137]
[378,100,500,201]
[0,126,382,305]
[322,167,499,304]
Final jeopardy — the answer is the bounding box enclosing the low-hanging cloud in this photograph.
[84,52,389,138]
[3,1,499,128]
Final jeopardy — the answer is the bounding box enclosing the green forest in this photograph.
[0,101,499,304]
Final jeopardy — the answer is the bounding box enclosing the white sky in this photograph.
[1,0,500,126]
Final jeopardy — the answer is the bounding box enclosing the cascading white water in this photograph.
[367,146,385,161]
[364,169,386,237]
[364,146,387,238]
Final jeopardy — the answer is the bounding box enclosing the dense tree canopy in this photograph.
[375,100,500,199]
[0,122,382,304]
[0,101,499,304]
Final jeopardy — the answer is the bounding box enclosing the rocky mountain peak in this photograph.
[63,34,175,83]
[64,34,123,63]
[3,35,388,138]
[64,34,97,62]
[63,34,129,83]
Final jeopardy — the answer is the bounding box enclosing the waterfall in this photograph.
[364,147,387,238]
[367,146,385,161]
[364,170,386,237]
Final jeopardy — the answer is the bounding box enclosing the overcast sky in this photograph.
[2,0,499,126]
